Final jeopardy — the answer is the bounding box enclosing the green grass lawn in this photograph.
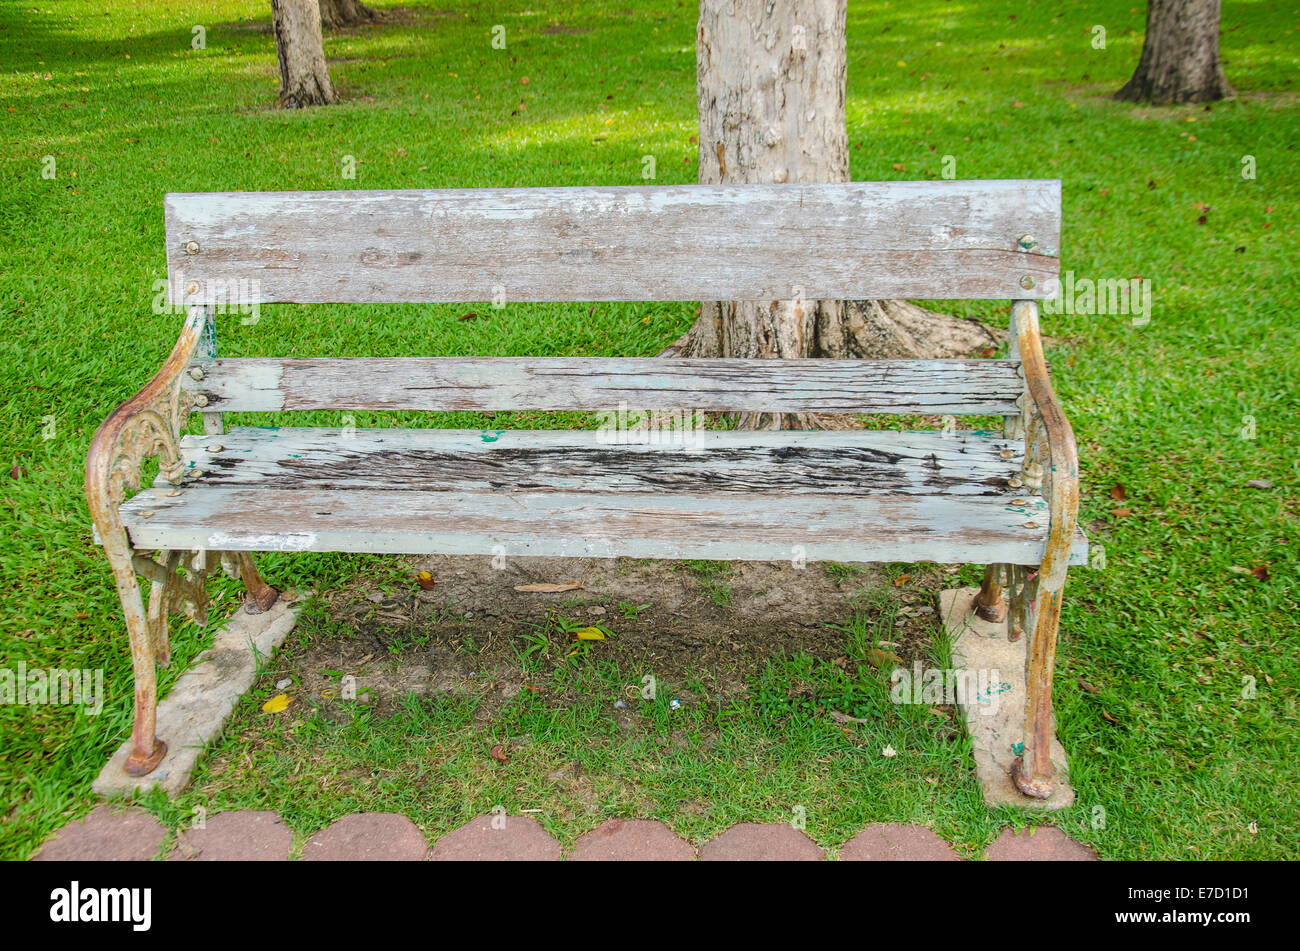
[1,0,1296,860]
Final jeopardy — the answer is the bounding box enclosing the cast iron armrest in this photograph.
[1011,299,1080,592]
[85,306,207,545]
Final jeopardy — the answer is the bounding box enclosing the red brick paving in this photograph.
[568,819,695,861]
[839,823,962,861]
[984,826,1099,861]
[170,810,292,861]
[430,814,561,861]
[302,813,430,861]
[30,807,1103,861]
[698,822,824,861]
[32,805,167,861]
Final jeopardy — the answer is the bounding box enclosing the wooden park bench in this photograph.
[86,180,1085,800]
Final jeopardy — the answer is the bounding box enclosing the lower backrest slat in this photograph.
[187,357,1024,416]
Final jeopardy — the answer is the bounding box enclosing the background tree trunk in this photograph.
[1115,0,1234,104]
[319,0,379,29]
[272,0,338,108]
[669,0,994,429]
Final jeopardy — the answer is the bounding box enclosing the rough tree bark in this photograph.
[667,0,994,429]
[1115,0,1234,104]
[319,0,379,29]
[272,0,338,108]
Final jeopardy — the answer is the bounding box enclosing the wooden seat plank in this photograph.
[120,484,1087,567]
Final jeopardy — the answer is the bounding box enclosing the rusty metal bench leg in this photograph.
[974,564,1007,622]
[101,533,168,776]
[234,552,279,614]
[1012,581,1065,799]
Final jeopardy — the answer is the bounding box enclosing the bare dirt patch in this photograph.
[280,556,952,722]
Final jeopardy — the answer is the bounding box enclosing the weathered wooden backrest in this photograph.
[166,181,1059,417]
[166,181,1060,303]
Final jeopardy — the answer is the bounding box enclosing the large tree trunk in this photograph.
[272,0,338,108]
[319,0,379,29]
[1115,0,1234,104]
[671,0,993,429]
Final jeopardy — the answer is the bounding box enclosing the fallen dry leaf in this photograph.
[1102,711,1119,725]
[1251,565,1270,581]
[1077,678,1101,694]
[262,693,292,714]
[514,582,585,593]
[893,574,912,586]
[490,744,509,763]
[415,570,435,590]
[570,626,606,641]
[866,647,903,670]
[1110,483,1127,501]
[830,710,870,725]
[1109,507,1132,517]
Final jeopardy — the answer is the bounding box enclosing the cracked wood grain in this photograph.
[183,357,1025,415]
[180,427,1023,496]
[164,181,1061,305]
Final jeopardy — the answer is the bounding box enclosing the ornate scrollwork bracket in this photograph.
[87,305,208,530]
[131,549,218,666]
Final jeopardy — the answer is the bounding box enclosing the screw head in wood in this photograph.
[194,394,208,407]
[1019,275,1036,290]
[189,366,204,380]
[1008,475,1024,488]
[1018,234,1036,251]
[207,444,223,453]
[185,241,200,255]
[186,281,198,295]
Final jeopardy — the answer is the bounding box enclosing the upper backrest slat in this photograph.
[165,181,1060,306]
